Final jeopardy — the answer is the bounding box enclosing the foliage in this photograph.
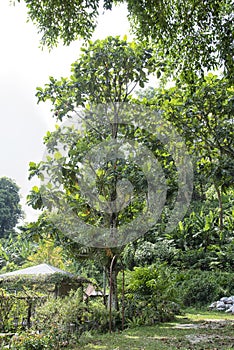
[140,75,234,182]
[123,264,179,326]
[0,232,37,273]
[122,238,178,268]
[15,0,101,47]
[169,206,232,250]
[136,75,234,270]
[31,290,112,347]
[26,239,65,269]
[124,0,233,80]
[176,270,234,307]
[181,277,219,307]
[0,288,41,333]
[35,36,154,120]
[21,216,104,283]
[10,332,54,350]
[15,0,233,80]
[0,177,22,238]
[29,37,157,231]
[123,266,234,314]
[165,189,234,271]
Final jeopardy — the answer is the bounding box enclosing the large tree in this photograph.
[28,37,192,315]
[0,177,22,237]
[27,37,159,312]
[118,75,234,271]
[136,74,234,263]
[15,0,233,81]
[147,74,234,230]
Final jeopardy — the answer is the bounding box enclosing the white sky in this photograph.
[0,1,130,223]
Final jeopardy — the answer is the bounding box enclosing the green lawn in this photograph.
[69,310,234,350]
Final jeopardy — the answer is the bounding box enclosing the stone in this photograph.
[209,296,234,313]
[226,305,234,314]
[216,301,226,308]
[209,301,217,309]
[220,297,229,302]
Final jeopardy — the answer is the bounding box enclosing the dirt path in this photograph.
[174,318,234,347]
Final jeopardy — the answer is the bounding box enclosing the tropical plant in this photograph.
[123,263,179,325]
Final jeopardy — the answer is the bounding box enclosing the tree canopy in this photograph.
[0,177,22,237]
[29,38,167,244]
[36,36,154,120]
[124,0,233,80]
[15,0,233,81]
[138,74,234,234]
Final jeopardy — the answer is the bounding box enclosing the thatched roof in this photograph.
[0,263,73,278]
[0,263,90,292]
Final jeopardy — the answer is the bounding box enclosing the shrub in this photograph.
[176,270,234,307]
[181,277,218,306]
[134,241,178,266]
[30,289,111,347]
[32,289,87,345]
[10,332,54,350]
[174,245,234,271]
[0,289,40,332]
[123,263,180,327]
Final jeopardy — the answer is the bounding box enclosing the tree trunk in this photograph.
[107,256,119,310]
[105,254,120,332]
[214,183,223,231]
[107,102,121,332]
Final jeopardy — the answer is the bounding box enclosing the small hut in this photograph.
[0,263,89,297]
[0,264,90,330]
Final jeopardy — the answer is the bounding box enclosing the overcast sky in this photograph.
[0,1,130,223]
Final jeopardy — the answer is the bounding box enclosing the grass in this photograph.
[181,307,234,321]
[69,310,234,350]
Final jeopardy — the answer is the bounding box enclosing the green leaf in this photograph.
[54,151,63,160]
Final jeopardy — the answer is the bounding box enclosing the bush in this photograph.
[134,241,178,266]
[123,266,234,314]
[10,332,54,350]
[0,289,39,332]
[176,270,234,307]
[181,277,218,306]
[122,263,180,327]
[30,289,111,347]
[174,245,234,271]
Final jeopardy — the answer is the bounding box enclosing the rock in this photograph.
[209,296,234,313]
[226,305,234,314]
[220,297,229,302]
[209,301,217,309]
[216,301,226,309]
[228,296,234,303]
